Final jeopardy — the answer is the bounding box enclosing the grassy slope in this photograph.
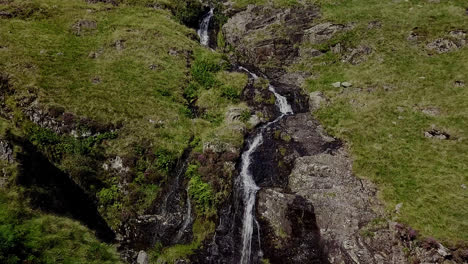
[0,191,122,264]
[0,0,249,262]
[290,0,468,244]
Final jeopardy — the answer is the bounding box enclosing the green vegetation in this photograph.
[292,0,468,244]
[149,218,215,263]
[149,164,218,263]
[186,163,217,217]
[0,191,121,264]
[0,0,250,262]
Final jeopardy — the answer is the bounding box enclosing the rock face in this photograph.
[257,188,327,264]
[289,151,406,263]
[0,140,14,163]
[223,3,320,75]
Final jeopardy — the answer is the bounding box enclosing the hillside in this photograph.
[0,0,467,263]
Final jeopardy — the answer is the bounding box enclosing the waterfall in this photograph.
[174,187,192,243]
[239,67,293,264]
[198,7,214,47]
[198,10,294,263]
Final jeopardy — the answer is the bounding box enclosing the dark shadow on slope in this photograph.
[11,135,115,243]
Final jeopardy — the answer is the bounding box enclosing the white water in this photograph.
[174,187,192,242]
[198,10,293,263]
[239,67,293,264]
[197,7,214,47]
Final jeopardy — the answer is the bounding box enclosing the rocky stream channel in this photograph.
[119,5,461,264]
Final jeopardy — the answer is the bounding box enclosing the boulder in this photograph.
[257,188,326,264]
[71,20,97,35]
[309,91,326,111]
[137,250,149,264]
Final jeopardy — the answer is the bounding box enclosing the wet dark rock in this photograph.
[71,19,97,35]
[257,188,327,264]
[118,149,194,263]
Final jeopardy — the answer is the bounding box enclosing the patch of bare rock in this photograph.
[426,30,467,54]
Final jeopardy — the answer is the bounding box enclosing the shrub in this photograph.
[186,164,216,217]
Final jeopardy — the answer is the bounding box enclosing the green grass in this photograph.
[0,191,122,264]
[0,0,249,221]
[0,0,251,261]
[292,0,468,244]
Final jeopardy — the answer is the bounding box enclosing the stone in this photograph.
[395,203,403,214]
[289,150,407,263]
[71,20,97,35]
[427,38,459,53]
[203,140,237,154]
[304,23,346,45]
[92,76,101,84]
[222,4,320,71]
[168,49,178,56]
[424,129,450,140]
[331,43,343,54]
[461,184,467,190]
[137,250,148,264]
[332,82,341,88]
[421,107,440,117]
[437,244,451,257]
[309,91,326,111]
[0,140,14,163]
[342,45,372,65]
[454,80,465,87]
[106,156,130,173]
[367,20,382,29]
[114,39,125,50]
[341,82,352,87]
[257,188,327,263]
[0,11,12,18]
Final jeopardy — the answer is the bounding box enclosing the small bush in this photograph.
[186,164,216,217]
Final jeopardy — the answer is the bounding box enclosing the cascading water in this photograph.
[197,10,293,264]
[198,7,214,47]
[174,188,193,243]
[238,67,293,264]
